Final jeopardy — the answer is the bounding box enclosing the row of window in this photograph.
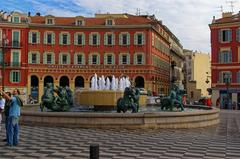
[219,71,240,83]
[218,50,232,63]
[28,31,145,46]
[218,29,240,43]
[29,52,146,65]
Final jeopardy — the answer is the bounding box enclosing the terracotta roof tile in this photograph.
[214,13,240,24]
[30,14,154,26]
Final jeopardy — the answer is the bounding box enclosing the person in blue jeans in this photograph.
[2,92,11,142]
[2,89,22,147]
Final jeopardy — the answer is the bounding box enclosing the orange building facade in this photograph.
[0,12,171,103]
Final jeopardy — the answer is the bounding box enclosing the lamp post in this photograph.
[224,73,230,109]
[1,32,9,91]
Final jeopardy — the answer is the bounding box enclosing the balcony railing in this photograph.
[0,62,21,67]
[0,41,22,48]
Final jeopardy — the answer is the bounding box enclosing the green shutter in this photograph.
[74,33,77,45]
[112,34,115,45]
[219,72,223,83]
[59,33,63,45]
[13,31,19,42]
[82,34,85,45]
[74,53,77,64]
[119,54,122,65]
[37,32,40,44]
[67,54,70,64]
[0,50,2,63]
[127,54,130,64]
[218,30,222,42]
[43,53,47,64]
[59,53,62,64]
[52,53,55,64]
[18,72,21,82]
[89,34,92,45]
[134,53,137,65]
[142,54,145,64]
[127,33,130,45]
[97,33,100,45]
[104,33,107,45]
[119,34,123,45]
[44,32,47,44]
[104,54,107,64]
[89,54,92,64]
[67,33,70,45]
[52,33,55,44]
[37,52,40,64]
[97,54,100,64]
[10,71,13,83]
[112,54,115,64]
[134,33,137,45]
[28,52,32,63]
[229,30,232,42]
[82,54,85,64]
[237,29,239,42]
[12,52,19,63]
[28,32,32,43]
[142,33,145,45]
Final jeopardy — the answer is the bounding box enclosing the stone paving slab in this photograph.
[0,110,240,158]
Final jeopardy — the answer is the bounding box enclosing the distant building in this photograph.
[209,12,240,107]
[164,26,185,90]
[0,11,184,102]
[183,49,211,102]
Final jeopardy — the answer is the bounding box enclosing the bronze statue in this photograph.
[160,84,185,111]
[40,83,73,112]
[117,87,140,113]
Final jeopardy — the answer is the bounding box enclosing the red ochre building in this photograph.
[210,12,240,107]
[0,12,171,103]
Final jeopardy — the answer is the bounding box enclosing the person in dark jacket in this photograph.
[2,92,11,142]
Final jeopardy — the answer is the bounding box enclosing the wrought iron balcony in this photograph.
[0,41,22,48]
[0,62,21,67]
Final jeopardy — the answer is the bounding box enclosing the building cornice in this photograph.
[0,23,28,28]
[29,23,152,29]
[209,21,240,29]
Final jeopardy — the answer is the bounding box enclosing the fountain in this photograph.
[75,74,146,109]
[21,74,220,129]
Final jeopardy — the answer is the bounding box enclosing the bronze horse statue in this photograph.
[117,87,140,113]
[40,83,73,112]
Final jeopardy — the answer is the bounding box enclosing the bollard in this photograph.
[90,144,99,159]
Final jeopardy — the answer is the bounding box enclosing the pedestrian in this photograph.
[216,97,220,108]
[0,93,5,131]
[1,89,23,147]
[232,101,237,110]
[2,92,11,142]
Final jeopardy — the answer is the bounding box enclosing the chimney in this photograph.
[222,12,233,18]
[28,12,31,17]
[36,12,41,16]
[212,16,216,23]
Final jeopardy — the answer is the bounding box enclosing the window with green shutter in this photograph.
[13,16,20,23]
[0,50,2,64]
[12,51,19,66]
[119,33,129,46]
[10,71,20,83]
[12,31,20,47]
[75,33,85,45]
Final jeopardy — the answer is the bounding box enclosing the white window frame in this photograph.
[10,70,21,83]
[11,49,21,66]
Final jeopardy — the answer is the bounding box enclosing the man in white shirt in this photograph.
[0,94,6,130]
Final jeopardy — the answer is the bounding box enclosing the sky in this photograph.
[1,0,239,53]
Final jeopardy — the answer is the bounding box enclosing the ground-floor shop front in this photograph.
[212,88,240,109]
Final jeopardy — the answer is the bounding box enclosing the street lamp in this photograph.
[1,32,9,91]
[224,73,231,109]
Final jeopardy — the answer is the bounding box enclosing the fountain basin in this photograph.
[75,90,147,107]
[20,106,219,129]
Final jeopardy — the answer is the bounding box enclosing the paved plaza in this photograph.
[0,110,240,159]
